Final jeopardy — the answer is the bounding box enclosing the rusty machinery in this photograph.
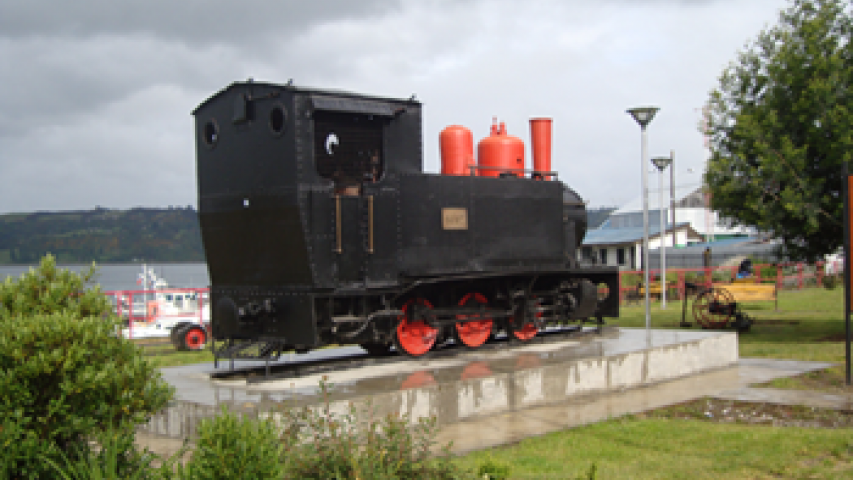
[680,282,753,332]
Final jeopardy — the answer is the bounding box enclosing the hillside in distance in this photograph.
[0,205,615,265]
[0,207,204,264]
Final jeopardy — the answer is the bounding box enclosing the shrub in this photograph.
[174,380,473,480]
[476,456,511,479]
[275,379,471,479]
[0,256,174,478]
[621,273,641,287]
[711,269,732,283]
[42,428,179,480]
[0,254,110,320]
[684,271,705,283]
[178,407,284,479]
[757,264,778,283]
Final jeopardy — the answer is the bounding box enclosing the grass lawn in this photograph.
[619,286,852,390]
[457,415,853,479]
[456,286,853,479]
[132,339,214,368]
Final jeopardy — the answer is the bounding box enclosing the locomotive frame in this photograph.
[193,80,619,359]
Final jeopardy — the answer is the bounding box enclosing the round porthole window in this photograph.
[270,104,287,136]
[202,119,219,147]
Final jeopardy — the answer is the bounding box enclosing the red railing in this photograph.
[616,262,827,305]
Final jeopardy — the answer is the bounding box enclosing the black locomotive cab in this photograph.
[193,80,619,359]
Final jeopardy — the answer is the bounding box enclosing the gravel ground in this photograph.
[641,397,853,428]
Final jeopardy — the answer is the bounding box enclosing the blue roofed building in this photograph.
[580,186,754,269]
[580,221,702,269]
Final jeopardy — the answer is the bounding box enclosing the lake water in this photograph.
[0,263,210,292]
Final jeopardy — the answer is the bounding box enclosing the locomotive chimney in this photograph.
[530,118,552,180]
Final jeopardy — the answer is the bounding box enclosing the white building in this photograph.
[604,185,754,242]
[581,186,754,269]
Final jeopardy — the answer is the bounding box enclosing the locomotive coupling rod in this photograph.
[332,309,404,323]
[421,307,511,328]
[334,195,342,253]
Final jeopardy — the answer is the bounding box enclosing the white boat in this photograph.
[115,265,210,349]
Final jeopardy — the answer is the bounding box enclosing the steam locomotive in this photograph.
[193,80,619,359]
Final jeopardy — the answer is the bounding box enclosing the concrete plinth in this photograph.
[139,328,739,442]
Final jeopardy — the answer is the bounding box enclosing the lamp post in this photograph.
[627,106,659,332]
[670,151,676,259]
[652,154,672,309]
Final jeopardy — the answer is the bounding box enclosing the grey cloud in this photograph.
[0,0,788,214]
[0,0,393,46]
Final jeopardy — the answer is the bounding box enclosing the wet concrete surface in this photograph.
[134,328,839,456]
[434,357,838,453]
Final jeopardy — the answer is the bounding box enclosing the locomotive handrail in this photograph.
[334,194,342,253]
[368,195,374,254]
[467,165,559,179]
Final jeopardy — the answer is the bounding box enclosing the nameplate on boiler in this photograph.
[442,208,468,230]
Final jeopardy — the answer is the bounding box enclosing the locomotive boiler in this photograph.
[193,80,619,359]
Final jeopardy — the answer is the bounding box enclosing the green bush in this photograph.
[476,456,511,479]
[174,380,473,479]
[179,407,284,479]
[0,256,174,478]
[684,271,705,283]
[275,379,470,479]
[0,254,110,320]
[0,415,54,479]
[42,428,179,480]
[757,263,778,282]
[621,273,641,287]
[711,269,732,283]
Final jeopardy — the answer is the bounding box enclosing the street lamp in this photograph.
[652,154,672,309]
[627,106,659,332]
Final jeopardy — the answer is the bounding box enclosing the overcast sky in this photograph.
[0,0,788,214]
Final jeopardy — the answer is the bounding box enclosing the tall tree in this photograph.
[704,0,853,261]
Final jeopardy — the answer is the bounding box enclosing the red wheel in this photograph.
[512,323,538,341]
[454,293,493,348]
[183,326,207,350]
[508,297,539,341]
[393,298,438,356]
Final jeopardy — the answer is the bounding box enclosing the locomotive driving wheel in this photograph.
[692,287,736,329]
[393,298,438,356]
[453,292,493,348]
[507,296,539,341]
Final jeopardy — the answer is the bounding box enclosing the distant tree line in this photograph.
[0,207,204,264]
[0,205,616,265]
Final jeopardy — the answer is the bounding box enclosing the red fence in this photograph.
[617,262,827,305]
[107,262,829,335]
